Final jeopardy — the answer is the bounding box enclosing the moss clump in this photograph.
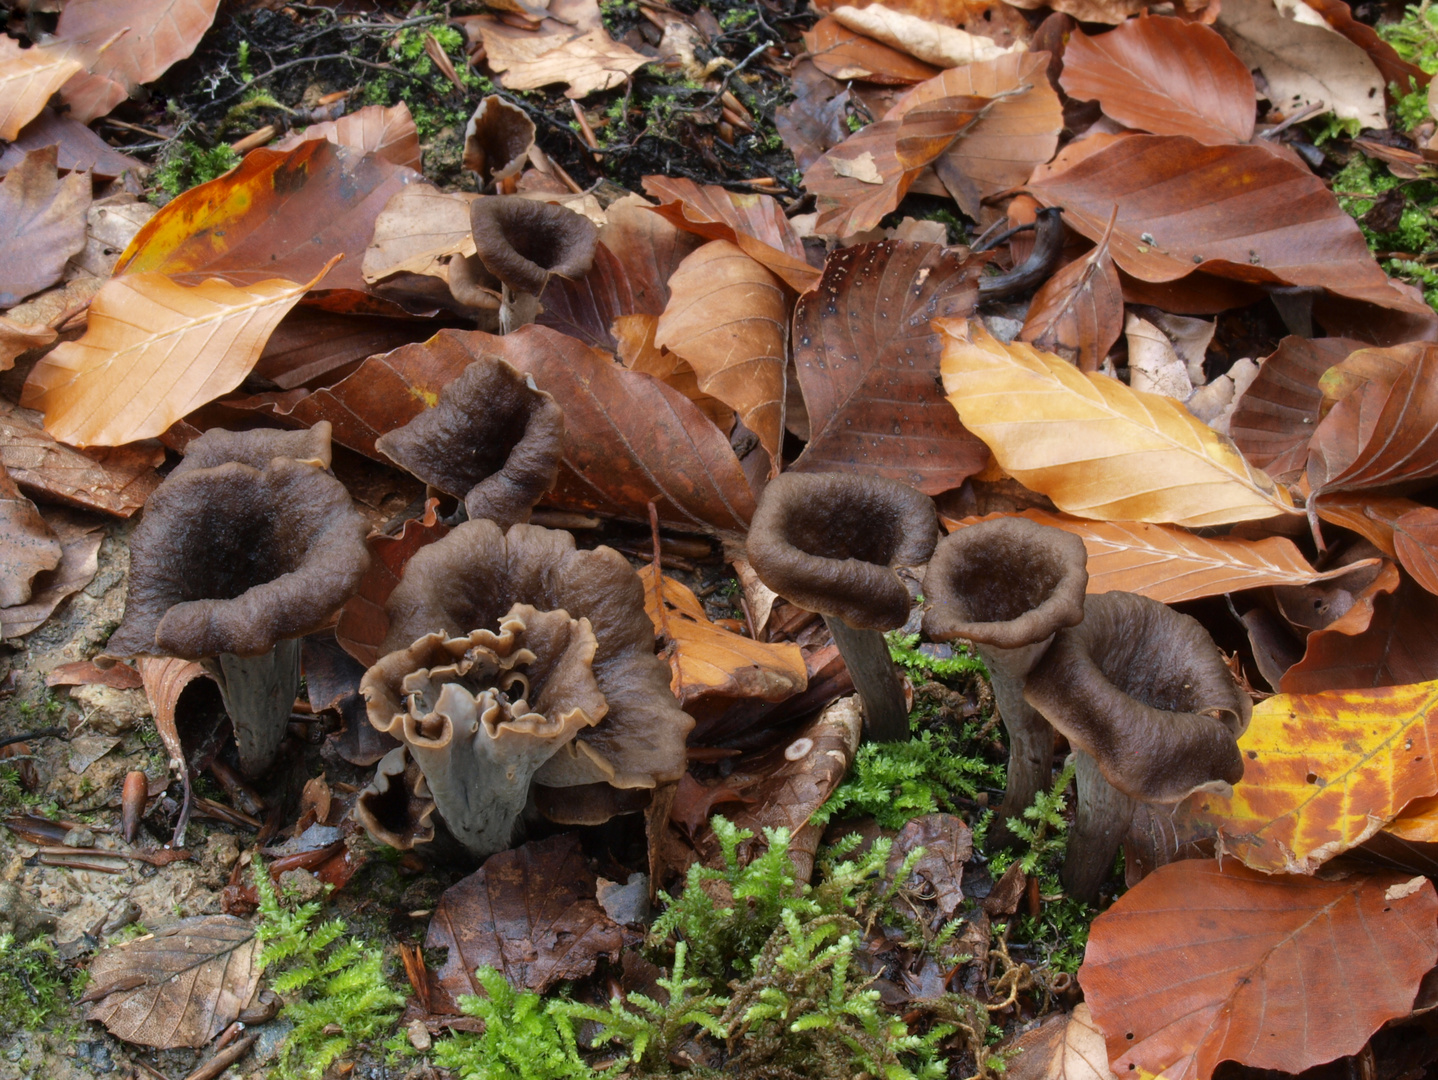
[0,933,71,1035]
[152,141,240,199]
[1331,153,1438,309]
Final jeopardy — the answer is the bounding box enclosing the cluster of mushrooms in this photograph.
[100,187,1250,898]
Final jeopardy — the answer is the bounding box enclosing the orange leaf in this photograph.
[21,260,335,446]
[1313,492,1421,557]
[802,16,940,84]
[1383,793,1438,842]
[804,119,915,237]
[1394,506,1438,596]
[0,37,83,141]
[271,102,420,170]
[1082,859,1438,1079]
[1019,220,1123,372]
[613,314,733,433]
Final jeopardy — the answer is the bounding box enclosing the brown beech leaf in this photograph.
[802,16,941,85]
[83,915,259,1049]
[1302,0,1427,92]
[469,9,650,99]
[938,319,1296,527]
[642,177,821,293]
[137,656,221,782]
[1005,0,1150,24]
[775,61,854,172]
[1027,135,1429,315]
[1082,860,1438,1079]
[251,308,437,391]
[1059,15,1256,145]
[1306,342,1438,498]
[0,464,60,608]
[791,241,989,492]
[114,139,420,297]
[0,317,57,372]
[1178,681,1438,873]
[0,510,102,637]
[361,184,476,283]
[639,564,807,707]
[0,146,90,308]
[1019,224,1123,372]
[1004,1003,1118,1080]
[22,260,334,447]
[804,120,915,237]
[336,499,449,668]
[0,37,83,141]
[1313,492,1421,557]
[0,401,162,517]
[828,4,1014,67]
[427,834,622,996]
[615,314,734,432]
[47,660,144,691]
[271,102,421,170]
[1228,337,1361,482]
[888,52,1062,221]
[0,108,144,180]
[944,509,1379,604]
[1393,507,1438,596]
[654,240,788,467]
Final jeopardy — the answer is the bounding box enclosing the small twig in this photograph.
[133,1061,174,1080]
[0,727,66,751]
[182,1032,258,1080]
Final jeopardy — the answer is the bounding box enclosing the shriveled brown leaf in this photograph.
[1313,492,1420,557]
[887,814,971,917]
[361,184,476,284]
[1393,507,1438,596]
[0,145,90,308]
[470,7,650,99]
[427,833,622,995]
[22,261,334,447]
[643,176,821,293]
[639,564,806,707]
[1082,860,1438,1078]
[803,120,915,237]
[792,241,989,492]
[1004,1004,1118,1080]
[1019,234,1122,372]
[802,17,941,85]
[0,463,60,608]
[0,316,56,371]
[0,509,102,637]
[1060,15,1256,145]
[0,36,83,141]
[614,313,733,432]
[83,915,258,1049]
[47,659,144,690]
[1028,135,1428,316]
[0,107,144,180]
[72,193,158,281]
[939,318,1296,527]
[1005,0,1149,25]
[775,60,856,172]
[829,3,1014,67]
[0,400,162,516]
[137,656,217,782]
[654,240,788,467]
[251,308,436,391]
[270,102,421,170]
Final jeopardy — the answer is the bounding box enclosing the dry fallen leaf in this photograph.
[0,316,57,372]
[1003,1003,1119,1080]
[614,314,734,432]
[1019,232,1123,372]
[802,17,941,85]
[0,463,61,608]
[271,102,421,171]
[1393,507,1438,596]
[1082,860,1438,1078]
[361,184,477,284]
[0,36,83,141]
[0,107,144,180]
[471,8,650,99]
[0,510,102,637]
[829,3,1017,67]
[22,260,334,447]
[804,120,916,237]
[0,145,91,308]
[938,318,1296,527]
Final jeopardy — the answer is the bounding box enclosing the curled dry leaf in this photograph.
[0,145,91,308]
[654,240,788,466]
[0,463,61,608]
[791,241,989,492]
[1082,860,1438,1079]
[0,107,144,180]
[938,318,1296,527]
[470,6,650,99]
[1059,15,1256,145]
[0,400,163,516]
[0,36,83,141]
[1004,1003,1118,1080]
[638,564,807,707]
[83,914,259,1049]
[1019,230,1123,372]
[1393,507,1438,596]
[1028,135,1428,316]
[829,3,1015,68]
[0,510,102,637]
[427,833,623,996]
[1313,492,1420,557]
[802,17,941,85]
[22,260,335,447]
[1004,0,1150,25]
[614,314,733,432]
[1179,680,1438,873]
[0,317,57,372]
[944,509,1380,604]
[361,184,477,284]
[270,102,421,171]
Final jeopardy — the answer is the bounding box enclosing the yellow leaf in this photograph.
[0,37,83,142]
[937,317,1296,528]
[1177,681,1438,873]
[21,259,335,446]
[638,564,807,705]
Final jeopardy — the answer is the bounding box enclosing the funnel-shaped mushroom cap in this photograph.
[463,95,535,189]
[1024,591,1251,804]
[469,196,599,295]
[170,422,334,478]
[746,472,938,630]
[380,519,691,790]
[355,746,438,850]
[106,457,371,659]
[373,356,564,529]
[922,517,1088,649]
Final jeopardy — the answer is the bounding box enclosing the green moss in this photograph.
[152,142,240,199]
[1332,152,1438,309]
[362,23,490,144]
[0,934,71,1035]
[435,967,601,1080]
[1380,4,1438,74]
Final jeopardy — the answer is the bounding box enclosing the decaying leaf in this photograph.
[0,145,91,308]
[83,914,259,1049]
[938,318,1295,527]
[654,240,788,466]
[1020,229,1123,372]
[802,17,941,85]
[0,463,60,608]
[1179,681,1438,873]
[804,120,916,237]
[0,107,144,180]
[828,3,1014,67]
[0,400,163,516]
[469,2,650,99]
[271,102,421,171]
[427,833,623,996]
[0,36,83,141]
[888,814,971,917]
[1081,859,1438,1078]
[0,510,103,637]
[361,184,477,284]
[22,261,334,447]
[792,242,989,492]
[1004,1003,1119,1080]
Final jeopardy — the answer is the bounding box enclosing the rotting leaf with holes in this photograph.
[938,318,1296,527]
[427,833,622,996]
[1059,14,1257,145]
[1028,135,1430,315]
[271,102,421,171]
[83,914,260,1049]
[21,260,335,447]
[1176,680,1438,873]
[790,241,990,492]
[0,36,83,141]
[0,146,90,309]
[1081,859,1438,1079]
[638,564,806,708]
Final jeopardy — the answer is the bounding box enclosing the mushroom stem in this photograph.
[974,642,1056,848]
[202,639,301,778]
[498,282,541,334]
[823,615,908,743]
[1062,750,1136,904]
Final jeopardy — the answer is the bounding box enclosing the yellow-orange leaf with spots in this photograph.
[1177,681,1438,873]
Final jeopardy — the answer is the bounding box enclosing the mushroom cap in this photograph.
[1023,591,1251,804]
[463,95,536,190]
[380,519,692,790]
[373,355,564,530]
[745,471,938,630]
[921,517,1088,650]
[106,455,371,660]
[354,745,438,850]
[170,421,334,477]
[469,196,600,296]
